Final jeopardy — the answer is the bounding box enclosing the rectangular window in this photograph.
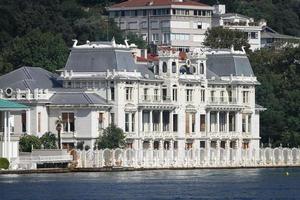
[229,112,235,132]
[110,87,115,101]
[172,88,177,101]
[162,33,170,44]
[38,112,41,133]
[242,114,247,133]
[243,91,249,103]
[248,115,251,133]
[152,33,159,43]
[186,89,193,102]
[99,113,104,130]
[185,113,190,133]
[62,112,75,132]
[125,113,129,132]
[125,87,132,101]
[200,63,204,74]
[201,90,205,102]
[228,90,233,102]
[220,91,225,102]
[162,88,167,101]
[22,112,26,133]
[191,113,195,133]
[173,114,178,132]
[131,113,135,132]
[144,88,148,101]
[154,89,159,101]
[200,114,206,132]
[200,141,206,148]
[210,91,215,102]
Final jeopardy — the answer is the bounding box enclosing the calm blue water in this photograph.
[0,168,299,200]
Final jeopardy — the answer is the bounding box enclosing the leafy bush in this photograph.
[0,158,9,169]
[19,135,42,152]
[40,132,57,149]
[95,124,126,149]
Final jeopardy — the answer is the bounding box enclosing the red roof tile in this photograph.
[110,0,209,8]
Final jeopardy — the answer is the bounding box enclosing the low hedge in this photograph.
[0,158,9,169]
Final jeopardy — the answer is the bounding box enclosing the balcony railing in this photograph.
[140,95,172,103]
[208,97,237,105]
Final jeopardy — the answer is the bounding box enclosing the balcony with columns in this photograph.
[139,110,177,139]
[139,95,172,104]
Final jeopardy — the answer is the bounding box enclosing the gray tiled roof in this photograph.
[49,92,109,105]
[65,48,138,72]
[0,66,62,91]
[206,54,254,77]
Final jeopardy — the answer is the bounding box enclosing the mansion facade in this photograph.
[0,40,264,152]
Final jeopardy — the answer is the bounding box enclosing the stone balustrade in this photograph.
[76,147,300,168]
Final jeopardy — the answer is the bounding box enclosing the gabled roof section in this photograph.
[49,92,109,106]
[206,54,254,77]
[0,99,28,110]
[65,48,138,72]
[110,0,209,8]
[0,67,62,91]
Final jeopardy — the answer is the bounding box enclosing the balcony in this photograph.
[140,95,172,103]
[208,132,241,139]
[208,97,237,105]
[141,131,176,139]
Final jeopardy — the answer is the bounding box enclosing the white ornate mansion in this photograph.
[0,39,265,159]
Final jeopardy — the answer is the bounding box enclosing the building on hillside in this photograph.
[0,39,265,153]
[261,26,300,48]
[107,0,214,52]
[212,4,264,51]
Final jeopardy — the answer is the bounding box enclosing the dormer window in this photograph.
[162,62,167,73]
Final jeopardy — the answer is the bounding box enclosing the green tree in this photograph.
[19,135,42,152]
[249,46,300,147]
[95,124,126,149]
[0,29,69,75]
[40,132,57,149]
[204,27,250,51]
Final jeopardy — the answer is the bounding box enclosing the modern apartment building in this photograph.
[212,4,264,51]
[107,0,214,51]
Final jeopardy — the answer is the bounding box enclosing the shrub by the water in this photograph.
[0,158,9,169]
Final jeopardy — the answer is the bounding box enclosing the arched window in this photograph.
[179,65,188,74]
[200,63,204,74]
[172,62,177,73]
[162,62,167,73]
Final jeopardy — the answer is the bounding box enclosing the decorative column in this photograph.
[195,112,199,134]
[216,111,220,133]
[128,112,132,133]
[207,111,210,135]
[3,111,7,158]
[26,109,31,135]
[235,112,240,133]
[139,109,143,134]
[245,114,249,133]
[169,111,173,132]
[216,140,221,165]
[206,139,211,166]
[160,111,163,132]
[7,112,11,162]
[226,140,231,165]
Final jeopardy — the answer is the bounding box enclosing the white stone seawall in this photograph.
[76,148,300,168]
